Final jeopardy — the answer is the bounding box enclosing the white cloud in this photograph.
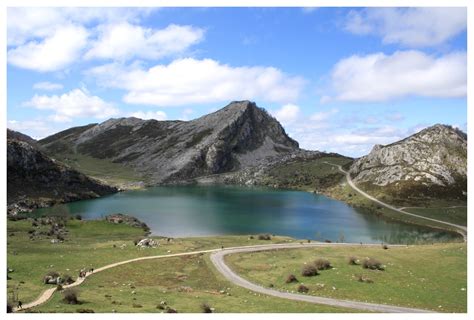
[23,88,118,122]
[310,108,338,121]
[8,25,88,72]
[344,8,466,47]
[7,119,56,139]
[86,23,204,61]
[33,82,64,91]
[180,108,194,120]
[323,50,466,102]
[88,58,305,106]
[272,104,300,125]
[7,7,155,46]
[128,110,167,121]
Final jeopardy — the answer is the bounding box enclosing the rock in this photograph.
[136,238,158,248]
[105,214,150,232]
[349,124,467,202]
[38,101,299,184]
[7,136,117,215]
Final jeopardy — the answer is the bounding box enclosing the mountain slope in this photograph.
[7,136,117,215]
[39,101,299,183]
[349,124,467,204]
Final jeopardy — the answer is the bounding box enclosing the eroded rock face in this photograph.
[39,101,299,184]
[7,138,117,215]
[349,124,467,192]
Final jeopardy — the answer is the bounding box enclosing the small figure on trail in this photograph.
[17,301,22,309]
[89,268,94,273]
[221,246,224,250]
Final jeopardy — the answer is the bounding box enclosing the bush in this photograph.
[357,275,374,283]
[56,284,63,291]
[62,288,79,304]
[314,258,332,270]
[201,303,212,313]
[285,274,298,283]
[133,238,143,245]
[362,258,384,270]
[166,307,178,313]
[63,274,74,284]
[348,256,359,265]
[382,244,389,250]
[75,214,82,220]
[297,284,309,293]
[257,234,271,240]
[301,265,319,277]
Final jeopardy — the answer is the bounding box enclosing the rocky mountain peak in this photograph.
[349,124,466,202]
[39,101,300,184]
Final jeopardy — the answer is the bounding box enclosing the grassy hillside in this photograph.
[226,244,467,312]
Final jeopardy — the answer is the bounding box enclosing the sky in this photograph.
[6,7,467,157]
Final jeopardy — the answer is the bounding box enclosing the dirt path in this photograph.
[14,242,434,313]
[324,162,467,241]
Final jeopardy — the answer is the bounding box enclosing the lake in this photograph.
[33,185,460,244]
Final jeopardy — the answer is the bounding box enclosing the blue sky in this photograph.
[7,7,467,157]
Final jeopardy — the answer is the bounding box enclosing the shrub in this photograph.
[156,305,165,310]
[297,284,309,293]
[63,275,74,284]
[166,307,178,313]
[382,244,389,250]
[77,308,94,313]
[201,303,213,313]
[62,288,79,304]
[56,284,63,291]
[357,275,374,283]
[257,234,271,240]
[133,238,143,245]
[301,265,319,277]
[75,214,82,220]
[285,274,298,283]
[362,258,384,271]
[133,303,142,308]
[314,258,332,270]
[348,256,359,265]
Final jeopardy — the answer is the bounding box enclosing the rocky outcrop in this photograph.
[105,213,150,233]
[39,101,299,184]
[349,124,467,201]
[7,137,117,215]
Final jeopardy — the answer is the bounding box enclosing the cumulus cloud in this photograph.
[33,82,64,91]
[272,104,300,125]
[8,25,89,72]
[23,88,118,122]
[344,8,466,47]
[7,119,56,139]
[128,110,167,121]
[87,58,305,106]
[7,7,155,46]
[85,23,205,61]
[322,50,466,103]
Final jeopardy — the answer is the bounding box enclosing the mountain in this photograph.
[349,124,467,204]
[7,129,37,146]
[7,135,117,215]
[39,101,299,184]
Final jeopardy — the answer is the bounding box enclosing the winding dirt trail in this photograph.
[324,162,467,241]
[14,243,433,313]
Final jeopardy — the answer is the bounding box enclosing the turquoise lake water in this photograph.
[33,185,460,244]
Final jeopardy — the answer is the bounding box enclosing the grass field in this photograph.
[401,207,467,226]
[28,254,351,313]
[7,219,296,304]
[225,244,467,312]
